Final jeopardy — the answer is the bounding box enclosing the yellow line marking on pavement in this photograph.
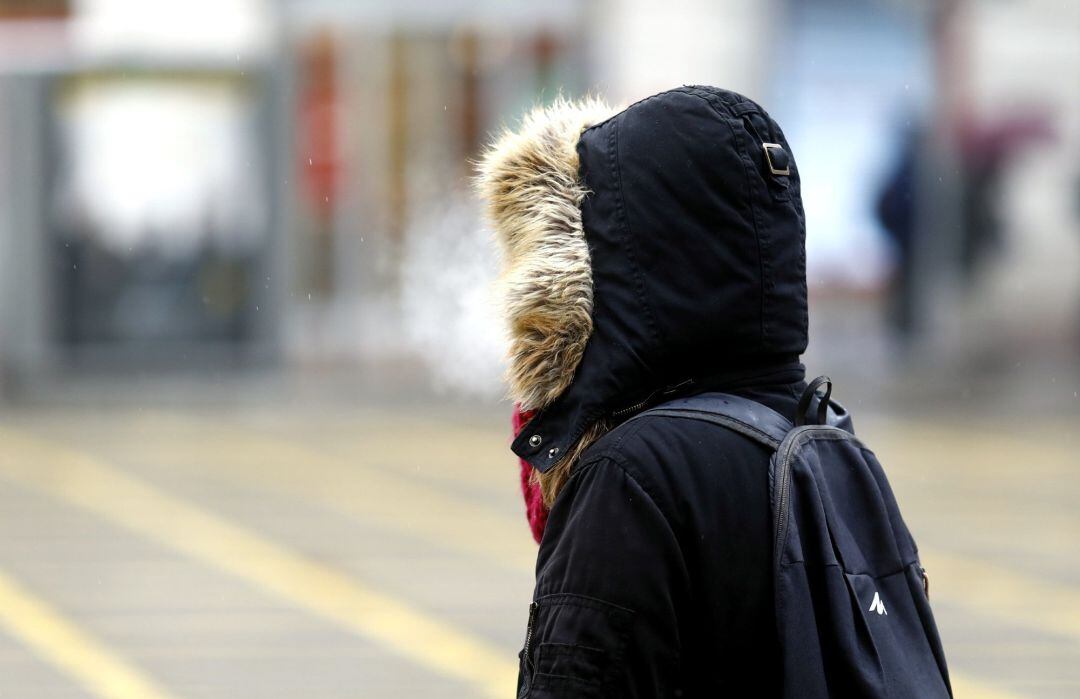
[132,414,539,573]
[17,413,1067,699]
[950,672,1027,699]
[218,422,1069,699]
[0,426,517,699]
[143,417,1047,699]
[187,419,1080,643]
[920,550,1080,643]
[0,567,179,699]
[136,413,1080,643]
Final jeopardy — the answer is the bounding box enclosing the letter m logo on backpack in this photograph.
[641,376,952,698]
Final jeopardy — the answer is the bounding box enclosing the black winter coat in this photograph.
[522,371,805,697]
[479,86,810,698]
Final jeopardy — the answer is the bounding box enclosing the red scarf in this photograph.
[512,405,548,543]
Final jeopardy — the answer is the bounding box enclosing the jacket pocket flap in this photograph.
[536,642,606,681]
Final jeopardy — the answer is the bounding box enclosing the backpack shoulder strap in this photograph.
[630,392,794,451]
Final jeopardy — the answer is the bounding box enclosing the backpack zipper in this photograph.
[773,448,793,564]
[772,426,854,565]
[772,427,815,564]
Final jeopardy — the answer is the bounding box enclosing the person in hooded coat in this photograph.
[477,85,809,698]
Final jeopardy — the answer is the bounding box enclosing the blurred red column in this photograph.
[297,30,341,295]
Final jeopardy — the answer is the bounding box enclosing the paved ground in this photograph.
[0,385,1075,698]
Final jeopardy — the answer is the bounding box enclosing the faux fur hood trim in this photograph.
[476,97,617,411]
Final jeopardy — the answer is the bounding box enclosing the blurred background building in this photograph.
[0,0,1076,399]
[0,1,1076,698]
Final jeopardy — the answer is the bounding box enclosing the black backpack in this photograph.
[641,376,952,698]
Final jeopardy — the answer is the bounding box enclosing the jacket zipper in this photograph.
[611,379,695,419]
[517,601,539,698]
[611,394,655,418]
[522,602,538,672]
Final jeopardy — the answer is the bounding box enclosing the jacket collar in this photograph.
[512,359,806,470]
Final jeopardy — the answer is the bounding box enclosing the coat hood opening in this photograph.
[478,86,809,475]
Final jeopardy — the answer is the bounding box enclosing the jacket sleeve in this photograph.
[517,455,689,699]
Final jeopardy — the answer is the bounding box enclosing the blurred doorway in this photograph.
[44,69,280,366]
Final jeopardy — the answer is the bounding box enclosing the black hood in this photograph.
[507,86,809,471]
